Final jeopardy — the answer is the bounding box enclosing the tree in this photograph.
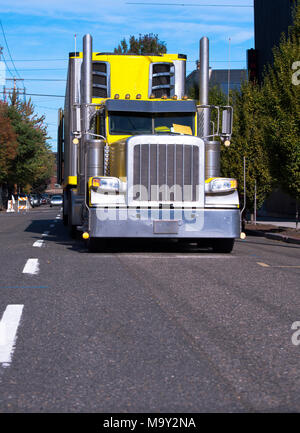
[221,82,273,217]
[0,102,18,184]
[114,33,167,55]
[260,0,300,204]
[6,97,54,191]
[188,81,273,216]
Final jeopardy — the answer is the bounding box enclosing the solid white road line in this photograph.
[22,258,39,275]
[33,240,44,248]
[0,305,24,367]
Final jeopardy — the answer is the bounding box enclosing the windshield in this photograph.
[109,112,194,135]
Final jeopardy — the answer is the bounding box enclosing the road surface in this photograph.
[0,206,299,412]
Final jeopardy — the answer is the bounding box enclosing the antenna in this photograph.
[227,37,231,106]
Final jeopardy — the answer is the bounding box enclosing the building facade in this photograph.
[186,68,247,98]
[254,0,296,82]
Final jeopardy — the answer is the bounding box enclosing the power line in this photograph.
[17,68,67,71]
[4,58,67,62]
[0,20,24,87]
[36,105,60,111]
[0,91,64,98]
[1,52,14,78]
[24,92,65,98]
[6,78,67,82]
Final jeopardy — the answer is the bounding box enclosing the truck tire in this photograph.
[211,238,235,253]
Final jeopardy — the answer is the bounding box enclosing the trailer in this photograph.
[57,34,241,252]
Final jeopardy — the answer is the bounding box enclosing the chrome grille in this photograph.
[133,142,199,202]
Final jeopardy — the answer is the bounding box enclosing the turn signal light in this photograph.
[92,178,101,187]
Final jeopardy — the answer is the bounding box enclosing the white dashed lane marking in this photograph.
[42,231,50,237]
[33,240,44,248]
[0,305,24,367]
[22,259,39,275]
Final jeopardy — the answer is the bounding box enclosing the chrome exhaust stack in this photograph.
[199,37,210,138]
[78,34,93,195]
[199,37,220,179]
[79,34,105,197]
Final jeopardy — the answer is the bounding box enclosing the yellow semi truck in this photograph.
[57,34,240,252]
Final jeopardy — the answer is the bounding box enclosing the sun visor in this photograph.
[105,99,196,113]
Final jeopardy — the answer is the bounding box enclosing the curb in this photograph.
[245,229,300,246]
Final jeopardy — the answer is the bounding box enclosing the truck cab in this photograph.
[58,34,240,252]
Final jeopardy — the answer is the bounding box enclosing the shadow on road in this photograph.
[24,215,300,254]
[23,217,225,254]
[238,236,300,250]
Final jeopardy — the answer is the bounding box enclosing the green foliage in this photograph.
[259,0,300,201]
[0,95,54,192]
[0,102,18,183]
[187,1,300,211]
[114,33,167,55]
[221,82,274,213]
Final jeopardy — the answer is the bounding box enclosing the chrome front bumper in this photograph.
[88,207,240,239]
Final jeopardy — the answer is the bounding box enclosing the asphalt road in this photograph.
[0,206,300,413]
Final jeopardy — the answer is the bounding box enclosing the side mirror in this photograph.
[221,106,233,140]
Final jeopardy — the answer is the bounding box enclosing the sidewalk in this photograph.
[256,216,299,229]
[245,218,300,245]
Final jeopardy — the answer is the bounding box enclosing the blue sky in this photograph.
[0,0,254,151]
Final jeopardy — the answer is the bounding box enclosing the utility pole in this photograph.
[254,179,257,225]
[5,78,25,104]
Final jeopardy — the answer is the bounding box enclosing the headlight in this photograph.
[206,178,237,193]
[91,177,120,193]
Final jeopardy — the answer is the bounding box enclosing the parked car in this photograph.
[50,195,63,207]
[39,193,48,205]
[29,194,40,207]
[42,193,50,204]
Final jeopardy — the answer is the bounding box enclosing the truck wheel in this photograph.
[212,238,235,253]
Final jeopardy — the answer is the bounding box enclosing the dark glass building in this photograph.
[254,0,296,82]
